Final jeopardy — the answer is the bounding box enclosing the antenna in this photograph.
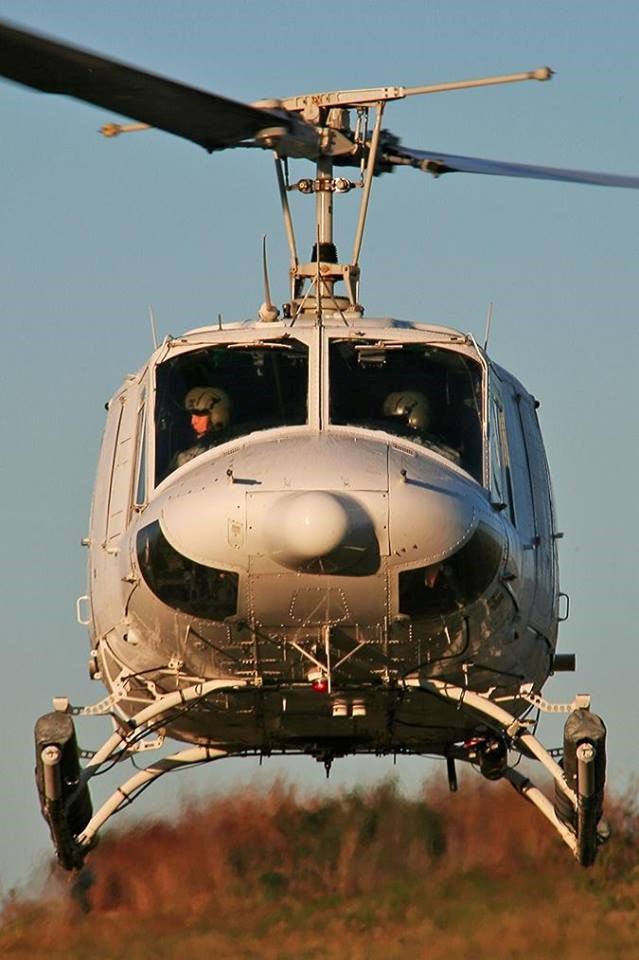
[483,301,494,351]
[258,235,279,322]
[148,305,159,350]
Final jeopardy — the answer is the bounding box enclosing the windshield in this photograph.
[155,339,308,484]
[329,340,483,481]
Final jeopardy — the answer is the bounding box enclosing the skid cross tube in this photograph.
[52,679,250,866]
[77,745,228,849]
[403,676,577,805]
[402,676,616,862]
[503,767,578,855]
[81,678,248,780]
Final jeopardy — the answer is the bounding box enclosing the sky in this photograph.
[0,0,637,894]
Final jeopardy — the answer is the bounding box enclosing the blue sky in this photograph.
[0,0,637,893]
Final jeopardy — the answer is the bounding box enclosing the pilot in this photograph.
[383,391,431,434]
[174,386,232,468]
[383,390,460,464]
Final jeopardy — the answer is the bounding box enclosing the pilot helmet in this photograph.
[383,391,430,431]
[184,386,231,431]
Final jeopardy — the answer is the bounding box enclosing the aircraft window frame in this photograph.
[516,393,558,565]
[104,395,125,546]
[499,383,536,537]
[326,337,484,482]
[490,392,516,526]
[516,395,556,538]
[133,390,147,510]
[104,391,143,550]
[152,336,311,486]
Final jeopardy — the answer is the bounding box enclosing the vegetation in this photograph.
[1,777,637,959]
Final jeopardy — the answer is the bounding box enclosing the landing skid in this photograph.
[35,676,608,870]
[404,676,609,866]
[35,679,247,870]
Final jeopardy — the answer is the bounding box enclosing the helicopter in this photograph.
[1,19,634,873]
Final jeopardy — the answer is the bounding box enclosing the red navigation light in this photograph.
[307,668,329,692]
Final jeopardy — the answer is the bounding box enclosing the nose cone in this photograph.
[266,492,349,564]
[264,491,378,573]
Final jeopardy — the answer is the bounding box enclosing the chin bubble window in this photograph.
[398,523,502,617]
[136,520,238,621]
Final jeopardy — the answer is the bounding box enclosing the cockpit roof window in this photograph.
[329,340,483,481]
[154,338,308,485]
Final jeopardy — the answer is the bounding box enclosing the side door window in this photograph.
[501,383,536,539]
[489,386,515,526]
[133,391,147,510]
[105,387,142,550]
[516,393,558,632]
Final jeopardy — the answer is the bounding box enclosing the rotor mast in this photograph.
[273,68,552,321]
[8,22,635,322]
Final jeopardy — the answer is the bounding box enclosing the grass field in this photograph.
[2,777,637,959]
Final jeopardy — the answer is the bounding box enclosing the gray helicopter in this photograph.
[1,21,632,872]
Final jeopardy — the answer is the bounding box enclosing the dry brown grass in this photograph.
[1,777,637,960]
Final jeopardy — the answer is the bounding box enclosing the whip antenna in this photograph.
[483,301,494,351]
[148,305,159,350]
[258,234,279,322]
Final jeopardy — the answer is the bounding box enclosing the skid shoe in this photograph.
[35,712,94,870]
[553,708,607,867]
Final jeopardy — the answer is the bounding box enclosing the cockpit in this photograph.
[153,331,484,486]
[155,338,309,484]
[329,339,483,482]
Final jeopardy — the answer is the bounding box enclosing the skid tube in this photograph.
[37,675,608,870]
[404,676,608,866]
[36,679,248,870]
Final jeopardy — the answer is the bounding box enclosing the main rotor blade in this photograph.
[0,19,290,152]
[387,144,639,189]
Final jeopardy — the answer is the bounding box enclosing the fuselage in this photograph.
[85,315,558,757]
